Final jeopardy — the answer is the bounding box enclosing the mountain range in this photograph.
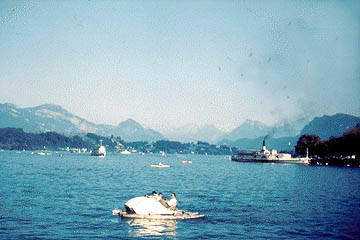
[0,103,163,142]
[220,113,360,151]
[300,113,360,140]
[162,118,310,143]
[1,103,359,148]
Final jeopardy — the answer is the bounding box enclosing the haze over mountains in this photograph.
[0,103,162,142]
[164,124,225,143]
[1,103,359,149]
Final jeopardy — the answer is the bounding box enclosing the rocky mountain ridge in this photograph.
[1,103,359,146]
[0,103,164,142]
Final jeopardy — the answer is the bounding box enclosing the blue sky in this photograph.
[0,0,359,132]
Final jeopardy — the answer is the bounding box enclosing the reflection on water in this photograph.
[127,218,177,237]
[2,152,360,239]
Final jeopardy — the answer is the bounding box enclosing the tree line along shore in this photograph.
[295,124,360,166]
[0,128,235,155]
[0,126,359,167]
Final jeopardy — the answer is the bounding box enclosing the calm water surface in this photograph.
[1,151,359,239]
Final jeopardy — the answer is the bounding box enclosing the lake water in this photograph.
[1,151,360,239]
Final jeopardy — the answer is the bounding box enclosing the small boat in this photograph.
[120,149,131,155]
[91,140,106,156]
[181,160,192,164]
[112,196,204,220]
[150,162,170,168]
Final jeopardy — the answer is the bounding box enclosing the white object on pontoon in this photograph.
[112,196,204,220]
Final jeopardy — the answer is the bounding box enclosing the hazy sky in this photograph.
[0,0,359,132]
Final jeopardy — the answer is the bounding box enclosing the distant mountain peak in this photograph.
[223,120,271,140]
[243,119,268,127]
[122,118,138,124]
[219,117,311,141]
[112,119,163,141]
[39,103,63,109]
[118,119,143,129]
[300,113,360,139]
[2,103,17,108]
[28,104,69,114]
[244,119,256,124]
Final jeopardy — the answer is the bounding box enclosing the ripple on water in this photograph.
[1,152,360,239]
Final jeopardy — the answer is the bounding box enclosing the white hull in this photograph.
[231,156,309,164]
[181,161,192,164]
[91,141,106,156]
[231,140,309,164]
[150,163,170,168]
[120,150,131,155]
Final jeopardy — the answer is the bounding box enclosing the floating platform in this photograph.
[112,209,204,220]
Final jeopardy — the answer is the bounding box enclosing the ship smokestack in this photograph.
[262,138,267,151]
